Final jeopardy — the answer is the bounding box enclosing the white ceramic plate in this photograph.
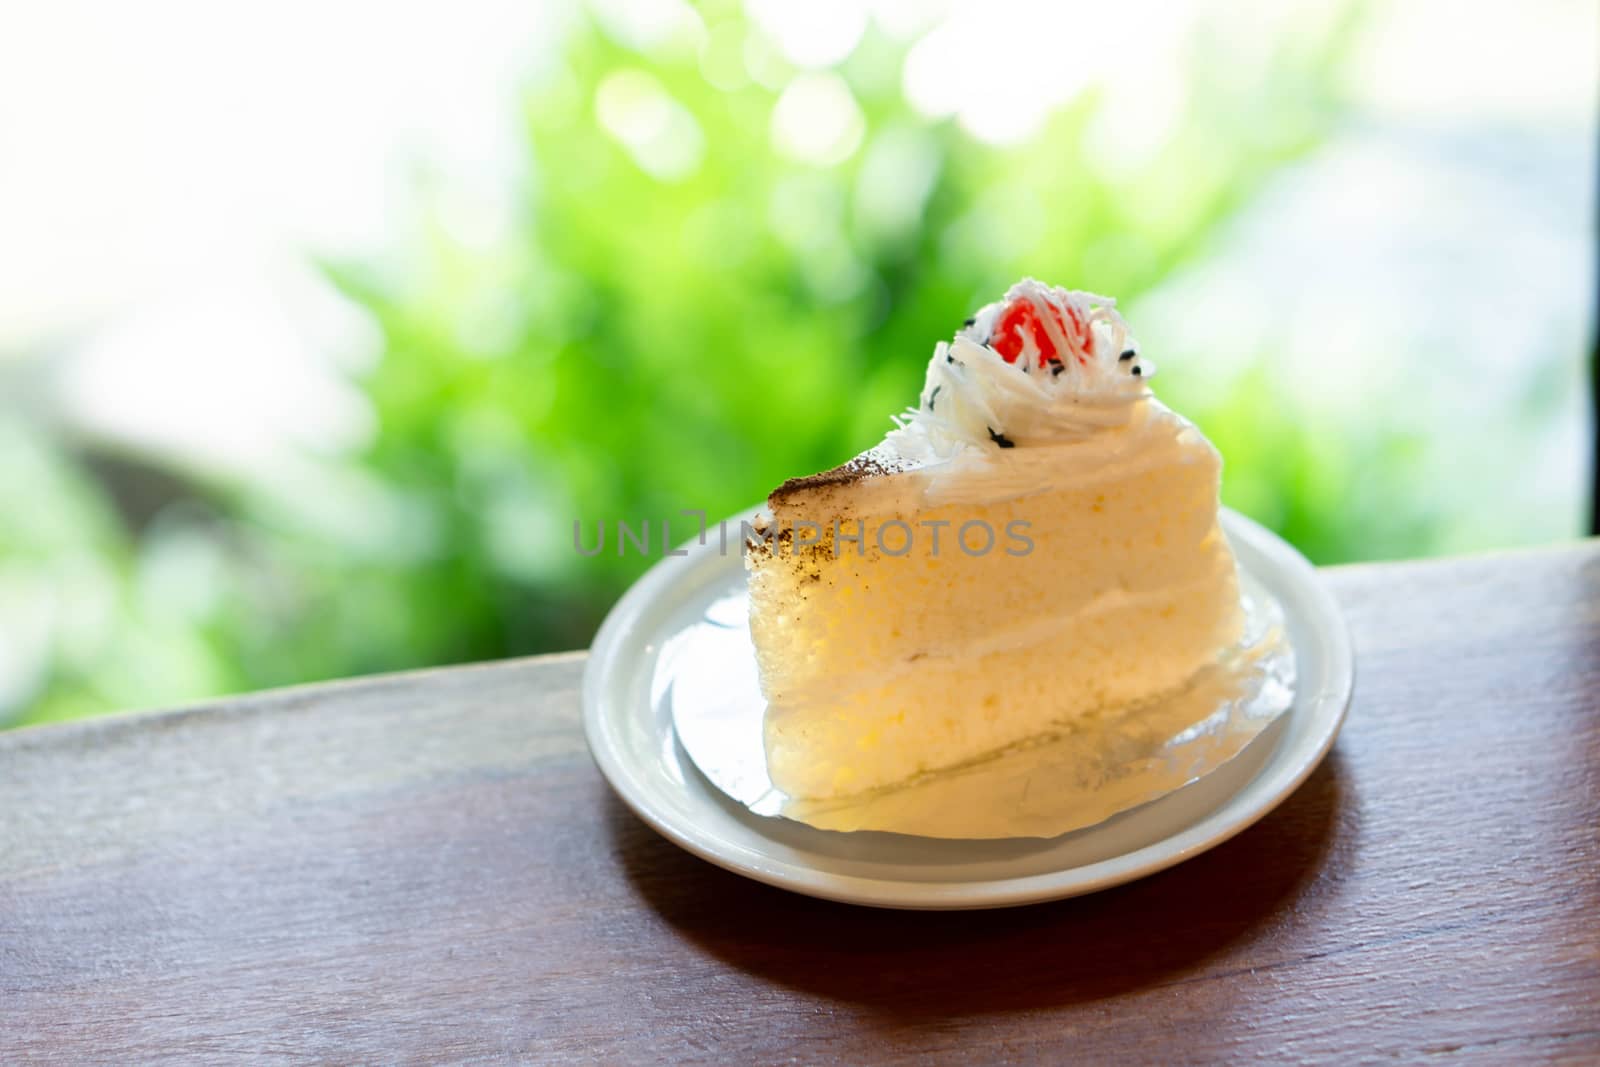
[582,507,1353,910]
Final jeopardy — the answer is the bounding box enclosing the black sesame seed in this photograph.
[927,384,941,409]
[988,427,1015,449]
[1132,366,1142,376]
[946,353,955,364]
[1051,363,1065,377]
[1119,349,1136,361]
[962,316,976,328]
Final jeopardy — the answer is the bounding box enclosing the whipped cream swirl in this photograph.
[884,279,1153,461]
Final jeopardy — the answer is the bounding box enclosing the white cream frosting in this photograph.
[884,277,1152,464]
[837,400,1209,518]
[815,278,1198,516]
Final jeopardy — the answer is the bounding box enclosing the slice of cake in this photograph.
[745,278,1244,802]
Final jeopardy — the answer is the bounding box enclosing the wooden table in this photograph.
[4,545,1598,1063]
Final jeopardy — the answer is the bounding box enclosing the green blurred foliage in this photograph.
[5,1,1407,728]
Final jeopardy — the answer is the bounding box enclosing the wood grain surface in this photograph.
[3,544,1598,1064]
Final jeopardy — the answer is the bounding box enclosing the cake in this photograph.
[744,279,1245,803]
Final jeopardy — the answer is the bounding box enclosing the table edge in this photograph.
[0,649,590,751]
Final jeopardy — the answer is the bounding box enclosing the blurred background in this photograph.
[0,0,1594,728]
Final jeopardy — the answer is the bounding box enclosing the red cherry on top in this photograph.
[991,296,1092,368]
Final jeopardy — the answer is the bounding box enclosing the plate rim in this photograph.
[583,506,1353,910]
